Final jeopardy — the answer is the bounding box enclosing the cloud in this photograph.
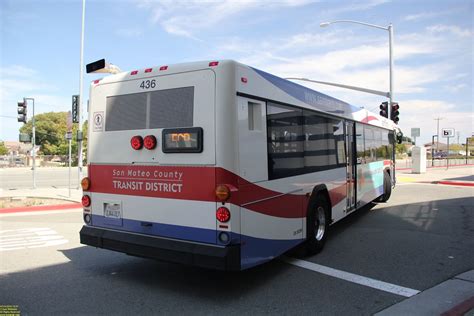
[136,0,314,38]
[443,83,468,93]
[426,24,473,38]
[403,11,443,21]
[321,0,390,15]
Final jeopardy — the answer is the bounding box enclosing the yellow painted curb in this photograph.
[397,176,417,183]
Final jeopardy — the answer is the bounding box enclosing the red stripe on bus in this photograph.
[88,165,347,219]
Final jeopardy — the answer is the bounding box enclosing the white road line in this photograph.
[0,227,68,252]
[283,257,420,298]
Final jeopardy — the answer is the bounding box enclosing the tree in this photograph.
[19,112,88,159]
[0,142,8,155]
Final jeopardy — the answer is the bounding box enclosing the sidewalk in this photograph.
[376,271,474,315]
[396,164,474,186]
[0,187,82,203]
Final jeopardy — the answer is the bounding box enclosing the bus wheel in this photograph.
[376,171,392,203]
[305,195,330,255]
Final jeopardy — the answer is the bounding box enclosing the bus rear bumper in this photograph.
[80,225,241,271]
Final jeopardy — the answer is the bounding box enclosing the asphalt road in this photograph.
[0,167,87,189]
[1,182,473,315]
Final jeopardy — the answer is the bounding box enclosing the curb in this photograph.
[0,203,82,214]
[418,181,474,187]
[396,164,474,171]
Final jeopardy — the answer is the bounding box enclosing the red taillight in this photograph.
[209,61,219,67]
[131,136,143,150]
[130,70,138,75]
[159,65,168,71]
[93,79,100,84]
[143,135,157,150]
[82,195,91,207]
[216,207,231,223]
[241,77,248,83]
[145,68,152,73]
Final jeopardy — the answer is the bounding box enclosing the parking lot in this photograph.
[1,178,473,315]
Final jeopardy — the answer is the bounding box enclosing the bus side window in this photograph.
[248,102,262,131]
[355,123,364,164]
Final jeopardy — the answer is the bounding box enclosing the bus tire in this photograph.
[305,195,330,255]
[376,171,392,202]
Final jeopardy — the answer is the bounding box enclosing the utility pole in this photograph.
[434,117,444,154]
[78,0,86,188]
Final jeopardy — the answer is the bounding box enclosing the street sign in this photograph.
[65,132,73,140]
[67,111,73,132]
[442,128,454,138]
[411,128,420,138]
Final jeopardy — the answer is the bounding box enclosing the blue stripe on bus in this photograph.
[90,215,304,270]
[241,235,303,270]
[91,215,217,244]
[251,67,361,114]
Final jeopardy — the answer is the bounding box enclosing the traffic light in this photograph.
[391,102,400,124]
[379,101,388,118]
[72,95,79,123]
[17,99,27,123]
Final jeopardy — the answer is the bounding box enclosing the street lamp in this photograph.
[320,20,394,118]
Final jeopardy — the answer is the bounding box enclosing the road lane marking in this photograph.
[283,257,420,298]
[0,227,68,251]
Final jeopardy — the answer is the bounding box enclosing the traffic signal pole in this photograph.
[78,0,86,189]
[24,97,36,189]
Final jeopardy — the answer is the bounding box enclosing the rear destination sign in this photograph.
[112,168,184,193]
[89,165,216,201]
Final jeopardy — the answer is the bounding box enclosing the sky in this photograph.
[1,0,473,146]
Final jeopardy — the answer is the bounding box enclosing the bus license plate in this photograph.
[104,203,122,219]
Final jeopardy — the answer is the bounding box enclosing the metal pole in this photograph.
[78,0,86,188]
[446,137,449,170]
[388,24,394,119]
[466,138,469,165]
[25,97,36,189]
[431,135,435,167]
[68,138,72,197]
[434,117,443,154]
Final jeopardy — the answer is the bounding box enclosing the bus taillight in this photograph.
[131,136,143,150]
[216,207,231,223]
[144,135,157,150]
[82,195,91,207]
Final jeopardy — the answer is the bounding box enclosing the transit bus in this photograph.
[80,60,399,270]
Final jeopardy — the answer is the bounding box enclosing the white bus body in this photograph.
[80,60,397,270]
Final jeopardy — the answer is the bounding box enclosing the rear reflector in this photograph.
[209,61,219,67]
[131,136,143,150]
[216,207,231,223]
[93,79,101,84]
[144,135,157,150]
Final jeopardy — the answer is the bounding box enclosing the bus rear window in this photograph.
[105,86,194,131]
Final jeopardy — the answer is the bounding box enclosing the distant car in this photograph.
[433,152,448,159]
[14,158,25,166]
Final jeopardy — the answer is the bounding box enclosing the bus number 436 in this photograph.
[139,80,156,89]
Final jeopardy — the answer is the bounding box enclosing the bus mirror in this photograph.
[396,132,403,144]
